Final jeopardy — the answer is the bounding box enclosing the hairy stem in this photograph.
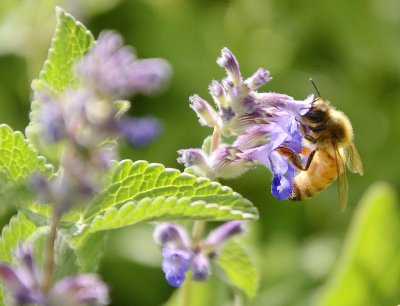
[42,210,60,293]
[210,127,220,153]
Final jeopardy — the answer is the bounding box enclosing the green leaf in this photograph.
[85,196,252,233]
[215,241,259,299]
[69,231,108,273]
[32,7,94,93]
[0,124,52,182]
[0,213,38,262]
[0,124,53,209]
[317,182,400,306]
[78,160,257,227]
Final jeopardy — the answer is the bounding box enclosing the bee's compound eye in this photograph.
[304,109,325,123]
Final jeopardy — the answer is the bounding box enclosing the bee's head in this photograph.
[303,98,330,123]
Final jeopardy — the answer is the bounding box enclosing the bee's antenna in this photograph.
[309,78,321,97]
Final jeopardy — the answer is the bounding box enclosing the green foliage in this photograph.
[0,124,52,181]
[0,213,37,262]
[0,124,53,209]
[32,7,94,93]
[317,182,400,306]
[82,160,258,223]
[215,241,259,299]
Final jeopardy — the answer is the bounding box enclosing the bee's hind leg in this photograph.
[276,146,316,171]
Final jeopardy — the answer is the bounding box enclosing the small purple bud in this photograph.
[191,254,211,281]
[177,149,210,176]
[153,224,191,249]
[245,68,271,90]
[117,116,162,147]
[217,48,241,85]
[208,80,225,98]
[49,274,109,306]
[204,221,247,248]
[161,248,191,287]
[189,95,220,127]
[221,78,235,90]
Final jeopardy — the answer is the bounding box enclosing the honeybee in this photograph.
[278,79,363,211]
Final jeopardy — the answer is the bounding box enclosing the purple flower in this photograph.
[204,220,247,247]
[0,243,109,306]
[77,30,171,98]
[154,221,246,287]
[269,151,296,200]
[0,243,45,305]
[49,274,109,306]
[161,248,191,287]
[178,47,314,200]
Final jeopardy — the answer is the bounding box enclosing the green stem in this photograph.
[42,210,60,293]
[179,271,192,306]
[210,127,220,153]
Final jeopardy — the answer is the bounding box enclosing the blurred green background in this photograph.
[1,0,400,305]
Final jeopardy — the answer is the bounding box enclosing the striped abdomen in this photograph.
[289,150,337,201]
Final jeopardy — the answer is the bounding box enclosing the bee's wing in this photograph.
[344,143,364,175]
[333,140,349,211]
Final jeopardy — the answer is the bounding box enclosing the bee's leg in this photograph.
[276,147,305,171]
[303,149,316,171]
[304,134,316,143]
[276,146,316,171]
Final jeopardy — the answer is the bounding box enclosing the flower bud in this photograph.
[204,221,247,248]
[217,48,241,85]
[177,149,210,176]
[191,254,211,281]
[153,224,191,249]
[245,68,271,90]
[189,95,220,128]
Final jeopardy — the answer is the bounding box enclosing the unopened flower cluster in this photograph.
[0,243,109,306]
[31,30,171,214]
[154,221,246,287]
[178,48,313,200]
